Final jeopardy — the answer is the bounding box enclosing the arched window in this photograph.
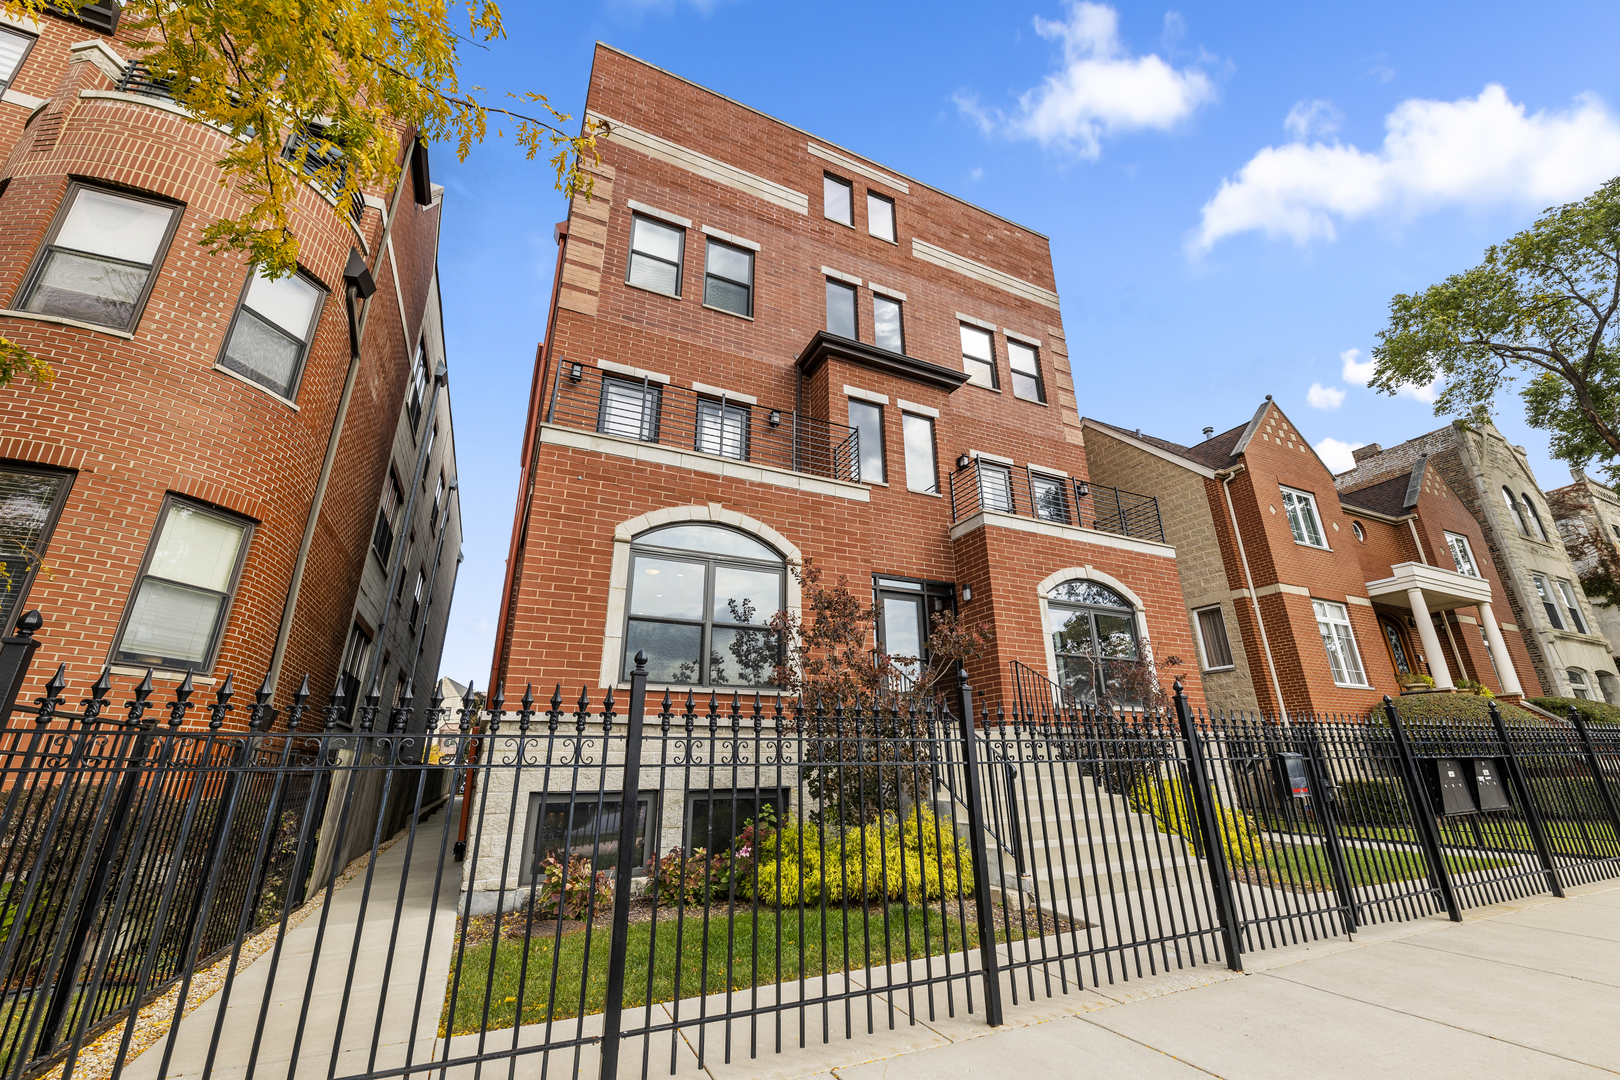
[625,524,784,687]
[1046,580,1142,706]
[1502,486,1529,535]
[1568,669,1592,701]
[1520,492,1549,542]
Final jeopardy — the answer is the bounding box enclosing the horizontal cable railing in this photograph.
[545,360,861,483]
[946,457,1164,543]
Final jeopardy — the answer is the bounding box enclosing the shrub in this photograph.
[646,847,715,907]
[1131,771,1259,869]
[1527,776,1617,821]
[1527,696,1620,727]
[533,854,612,920]
[1379,693,1539,726]
[1333,777,1411,827]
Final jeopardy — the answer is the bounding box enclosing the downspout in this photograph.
[267,145,418,701]
[1216,464,1288,721]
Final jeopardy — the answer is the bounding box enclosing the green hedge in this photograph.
[1527,696,1620,727]
[1334,777,1411,827]
[1380,692,1539,726]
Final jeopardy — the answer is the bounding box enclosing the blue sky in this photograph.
[431,0,1620,683]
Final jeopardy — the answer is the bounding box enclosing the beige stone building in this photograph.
[1336,423,1616,702]
[1546,469,1620,701]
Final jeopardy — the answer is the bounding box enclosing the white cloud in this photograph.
[1341,347,1375,385]
[969,167,985,182]
[955,2,1216,159]
[1398,377,1440,404]
[1315,437,1366,474]
[1284,99,1341,141]
[1306,382,1345,409]
[1192,84,1620,251]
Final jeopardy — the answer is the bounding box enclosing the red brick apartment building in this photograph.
[0,2,461,728]
[1082,400,1536,718]
[490,45,1201,711]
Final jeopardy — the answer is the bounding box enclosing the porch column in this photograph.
[1477,600,1525,696]
[1406,587,1454,689]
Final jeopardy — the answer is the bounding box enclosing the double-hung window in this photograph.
[406,345,429,431]
[1532,573,1564,630]
[524,790,658,880]
[18,184,181,332]
[1031,471,1071,524]
[597,377,661,442]
[0,465,72,634]
[1556,579,1588,634]
[1503,487,1530,535]
[373,471,404,563]
[1569,670,1592,700]
[1313,599,1368,687]
[1008,340,1045,403]
[960,324,997,389]
[873,294,904,352]
[219,266,325,400]
[977,460,1013,513]
[114,497,252,671]
[902,414,937,494]
[1195,605,1235,671]
[0,27,36,95]
[1281,487,1327,547]
[1445,532,1480,577]
[626,214,684,296]
[431,472,444,532]
[1521,494,1550,541]
[703,239,753,317]
[847,400,885,483]
[823,174,853,225]
[696,399,749,460]
[867,192,895,241]
[826,279,857,339]
[411,568,425,631]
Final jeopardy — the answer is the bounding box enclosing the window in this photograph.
[373,470,404,563]
[703,239,753,317]
[875,577,955,680]
[902,413,937,494]
[0,27,36,95]
[1192,606,1233,671]
[17,184,181,332]
[1533,573,1564,630]
[1556,579,1588,634]
[866,192,895,241]
[597,377,661,442]
[1445,532,1480,577]
[823,174,852,225]
[1281,487,1327,548]
[1569,669,1592,701]
[873,294,904,352]
[1031,472,1071,524]
[624,524,784,687]
[410,568,425,631]
[396,533,415,598]
[686,788,791,853]
[1313,599,1368,687]
[1613,523,1620,543]
[0,465,72,635]
[847,400,884,483]
[406,345,429,431]
[1008,340,1045,403]
[218,265,325,400]
[1521,494,1550,541]
[695,399,749,460]
[430,472,444,532]
[114,498,251,670]
[826,279,857,338]
[524,791,658,881]
[1047,580,1142,706]
[977,460,1013,513]
[626,214,684,296]
[337,622,373,727]
[960,324,997,389]
[423,422,437,480]
[1503,486,1530,535]
[1352,521,1366,542]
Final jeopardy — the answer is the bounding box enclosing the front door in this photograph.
[1380,616,1416,680]
[874,577,955,686]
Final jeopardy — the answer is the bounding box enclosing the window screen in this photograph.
[219,267,325,399]
[20,186,179,331]
[902,414,937,494]
[703,239,753,317]
[627,214,684,295]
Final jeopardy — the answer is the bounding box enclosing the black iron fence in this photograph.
[945,458,1164,543]
[544,361,861,483]
[0,616,1616,1080]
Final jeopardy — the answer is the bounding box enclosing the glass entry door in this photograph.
[874,577,955,686]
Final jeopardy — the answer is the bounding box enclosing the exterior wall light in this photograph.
[956,454,971,470]
[961,583,973,602]
[1074,480,1090,498]
[768,410,782,426]
[568,362,583,381]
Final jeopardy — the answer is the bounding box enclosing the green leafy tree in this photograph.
[1371,177,1620,483]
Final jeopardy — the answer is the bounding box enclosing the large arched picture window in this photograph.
[625,524,784,687]
[1047,580,1142,706]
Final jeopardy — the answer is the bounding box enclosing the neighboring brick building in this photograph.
[1336,423,1613,702]
[1082,400,1535,717]
[490,45,1202,714]
[0,4,460,728]
[1546,469,1620,702]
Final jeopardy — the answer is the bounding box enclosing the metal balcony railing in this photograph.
[545,361,861,483]
[113,61,175,101]
[946,457,1164,543]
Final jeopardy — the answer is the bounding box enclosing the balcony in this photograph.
[947,457,1165,544]
[544,360,860,483]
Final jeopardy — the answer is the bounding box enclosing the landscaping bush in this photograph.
[1527,696,1620,727]
[533,854,612,919]
[646,847,717,907]
[1527,775,1617,821]
[1378,693,1539,726]
[1130,771,1259,868]
[1333,777,1411,827]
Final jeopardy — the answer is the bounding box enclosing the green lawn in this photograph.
[1258,816,1616,859]
[1251,842,1505,889]
[441,903,1007,1035]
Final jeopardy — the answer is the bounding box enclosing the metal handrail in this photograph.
[946,457,1164,542]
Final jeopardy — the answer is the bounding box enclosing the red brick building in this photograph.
[0,4,460,727]
[489,45,1201,713]
[1082,400,1536,718]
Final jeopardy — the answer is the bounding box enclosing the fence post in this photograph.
[1569,706,1620,843]
[955,669,1004,1027]
[1489,701,1563,898]
[1301,724,1358,933]
[1383,695,1461,921]
[0,609,43,727]
[599,653,649,1080]
[1171,681,1244,970]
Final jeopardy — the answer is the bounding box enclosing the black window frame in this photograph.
[825,278,858,339]
[14,180,183,334]
[823,173,853,226]
[109,494,254,674]
[685,787,792,853]
[596,375,663,442]
[215,262,328,402]
[1007,338,1045,403]
[430,470,444,533]
[522,789,660,882]
[701,237,754,318]
[422,421,437,486]
[874,576,956,677]
[406,343,429,432]
[977,459,1014,513]
[1047,579,1144,707]
[372,468,405,564]
[410,566,425,631]
[846,398,885,484]
[1194,605,1235,671]
[901,412,938,494]
[0,25,38,95]
[625,212,685,297]
[872,293,904,353]
[0,462,74,636]
[866,191,896,242]
[694,398,751,461]
[959,322,998,390]
[1030,470,1071,524]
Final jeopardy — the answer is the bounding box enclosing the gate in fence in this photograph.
[1,614,1617,1080]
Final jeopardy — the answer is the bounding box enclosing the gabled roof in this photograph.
[1081,416,1246,475]
[1338,471,1417,518]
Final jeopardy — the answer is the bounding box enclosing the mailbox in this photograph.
[1470,758,1512,812]
[1424,758,1478,816]
[1274,752,1312,800]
